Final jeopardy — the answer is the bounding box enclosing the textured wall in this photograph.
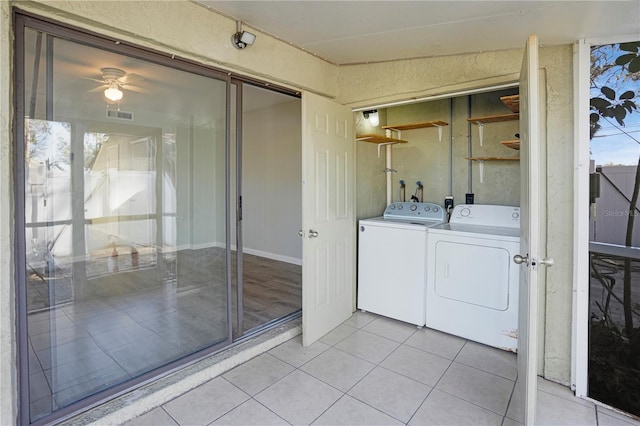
[539,45,574,384]
[0,1,16,424]
[359,90,521,211]
[14,0,338,98]
[337,50,523,109]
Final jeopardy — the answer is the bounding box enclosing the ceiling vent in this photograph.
[106,109,134,121]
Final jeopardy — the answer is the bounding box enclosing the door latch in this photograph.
[513,254,529,266]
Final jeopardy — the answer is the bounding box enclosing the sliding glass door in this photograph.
[17,19,230,423]
[587,39,640,417]
[232,83,302,337]
[16,13,304,424]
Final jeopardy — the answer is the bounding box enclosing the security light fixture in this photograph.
[232,21,256,49]
[363,109,379,126]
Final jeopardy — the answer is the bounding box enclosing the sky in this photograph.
[590,42,640,167]
[591,116,640,166]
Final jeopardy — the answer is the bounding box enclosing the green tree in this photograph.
[590,41,640,334]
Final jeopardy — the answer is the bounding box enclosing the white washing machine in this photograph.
[426,204,520,351]
[358,202,446,326]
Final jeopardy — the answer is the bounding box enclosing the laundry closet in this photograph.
[355,88,522,351]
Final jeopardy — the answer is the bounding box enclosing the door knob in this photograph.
[298,229,304,237]
[540,257,554,267]
[308,229,319,238]
[513,254,529,265]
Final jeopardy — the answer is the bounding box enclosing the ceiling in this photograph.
[196,1,640,65]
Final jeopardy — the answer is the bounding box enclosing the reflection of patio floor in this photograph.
[590,254,640,329]
[26,248,301,422]
[589,252,640,417]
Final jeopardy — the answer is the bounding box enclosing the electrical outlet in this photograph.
[444,196,454,210]
[465,193,474,204]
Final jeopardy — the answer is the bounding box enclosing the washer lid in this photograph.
[449,204,520,228]
[360,216,443,230]
[429,222,520,240]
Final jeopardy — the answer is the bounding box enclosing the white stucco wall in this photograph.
[0,2,17,425]
[539,45,574,383]
[14,0,338,98]
[340,45,575,385]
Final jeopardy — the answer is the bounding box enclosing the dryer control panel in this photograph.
[449,204,520,228]
[383,202,446,223]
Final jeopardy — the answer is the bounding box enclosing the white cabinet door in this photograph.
[301,92,355,346]
[515,34,544,426]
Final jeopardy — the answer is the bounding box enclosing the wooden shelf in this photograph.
[500,139,520,150]
[382,120,448,131]
[466,113,519,124]
[500,95,520,113]
[356,134,407,144]
[466,157,520,161]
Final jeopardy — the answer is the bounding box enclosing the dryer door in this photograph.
[434,240,510,310]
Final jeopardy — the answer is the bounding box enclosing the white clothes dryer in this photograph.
[426,204,520,351]
[358,202,446,326]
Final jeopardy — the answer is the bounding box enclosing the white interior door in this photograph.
[301,92,355,346]
[515,34,547,425]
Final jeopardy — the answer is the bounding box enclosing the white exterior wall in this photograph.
[0,1,17,425]
[0,1,576,422]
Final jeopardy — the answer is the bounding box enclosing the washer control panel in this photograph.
[449,204,520,228]
[384,202,445,222]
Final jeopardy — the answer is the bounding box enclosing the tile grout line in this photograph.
[248,395,294,426]
[160,405,180,426]
[404,340,461,425]
[287,316,414,425]
[418,339,518,419]
[330,322,424,425]
[502,373,518,425]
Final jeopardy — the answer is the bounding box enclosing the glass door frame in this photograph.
[230,79,303,340]
[572,34,640,403]
[13,10,298,425]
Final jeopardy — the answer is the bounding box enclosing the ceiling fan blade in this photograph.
[88,85,108,93]
[118,73,144,84]
[121,84,149,94]
[84,77,108,84]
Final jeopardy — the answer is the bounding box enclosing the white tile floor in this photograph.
[124,312,640,426]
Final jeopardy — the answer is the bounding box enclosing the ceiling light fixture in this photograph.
[231,21,256,49]
[104,84,123,102]
[363,109,379,126]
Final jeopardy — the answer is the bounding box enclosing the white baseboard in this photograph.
[164,241,302,265]
[242,247,302,266]
[171,241,301,266]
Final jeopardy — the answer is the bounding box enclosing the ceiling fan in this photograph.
[88,67,146,102]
